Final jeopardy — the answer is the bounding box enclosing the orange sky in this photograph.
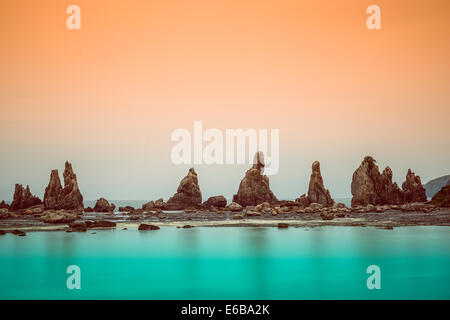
[0,0,449,201]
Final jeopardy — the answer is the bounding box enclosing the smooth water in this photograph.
[0,227,449,300]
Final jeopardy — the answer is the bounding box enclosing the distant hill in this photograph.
[424,175,450,198]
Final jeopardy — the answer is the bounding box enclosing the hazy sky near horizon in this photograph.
[1,0,449,202]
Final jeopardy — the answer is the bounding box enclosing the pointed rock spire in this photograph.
[166,168,202,209]
[10,184,42,211]
[402,169,427,203]
[43,161,83,210]
[307,161,334,207]
[232,151,278,207]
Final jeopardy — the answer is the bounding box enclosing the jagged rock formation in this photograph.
[43,161,84,210]
[10,184,42,211]
[142,201,155,211]
[402,169,427,203]
[424,175,450,198]
[43,170,62,209]
[295,194,309,208]
[93,198,115,213]
[351,156,426,206]
[203,196,227,208]
[166,168,202,209]
[0,200,9,209]
[232,152,278,206]
[430,185,450,207]
[306,161,334,207]
[379,166,404,205]
[351,156,383,206]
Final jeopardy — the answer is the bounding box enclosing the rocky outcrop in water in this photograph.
[232,152,278,206]
[351,156,383,206]
[430,185,450,207]
[402,169,427,203]
[166,168,202,209]
[142,201,155,211]
[10,184,42,211]
[203,196,227,208]
[0,201,8,209]
[378,166,404,205]
[138,223,160,231]
[306,161,334,207]
[40,211,79,224]
[351,156,426,207]
[295,194,309,208]
[93,198,115,213]
[43,161,84,210]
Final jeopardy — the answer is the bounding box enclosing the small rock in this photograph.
[89,221,116,228]
[228,202,243,212]
[203,196,227,208]
[119,206,135,212]
[255,202,271,212]
[93,198,115,213]
[138,224,160,231]
[11,230,26,237]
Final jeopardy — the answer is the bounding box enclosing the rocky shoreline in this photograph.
[1,203,449,235]
[1,154,449,236]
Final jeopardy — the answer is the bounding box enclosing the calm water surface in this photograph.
[0,226,449,299]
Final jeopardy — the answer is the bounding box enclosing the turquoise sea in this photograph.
[0,226,449,300]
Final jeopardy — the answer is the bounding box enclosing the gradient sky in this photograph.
[1,0,449,202]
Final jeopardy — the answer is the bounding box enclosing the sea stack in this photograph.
[402,169,427,203]
[93,198,115,213]
[232,152,278,207]
[166,168,202,209]
[0,200,8,209]
[351,156,425,207]
[43,161,84,210]
[351,156,382,206]
[10,184,42,211]
[379,166,404,205]
[306,161,334,207]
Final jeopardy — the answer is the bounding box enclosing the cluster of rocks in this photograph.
[224,201,351,220]
[40,210,83,224]
[67,220,116,232]
[0,153,445,227]
[43,161,84,210]
[10,184,42,211]
[351,156,426,206]
[0,229,26,237]
[431,185,450,207]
